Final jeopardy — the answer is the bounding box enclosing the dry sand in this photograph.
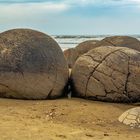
[0,98,139,140]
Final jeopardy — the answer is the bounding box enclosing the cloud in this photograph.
[0,0,48,3]
[0,0,140,8]
[0,2,69,23]
[0,0,139,24]
[0,2,69,14]
[0,0,140,34]
[128,0,140,3]
[65,0,140,7]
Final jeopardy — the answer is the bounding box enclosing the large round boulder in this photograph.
[95,36,140,51]
[64,40,99,68]
[72,46,140,103]
[0,29,69,99]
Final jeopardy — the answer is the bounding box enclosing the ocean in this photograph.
[53,35,140,50]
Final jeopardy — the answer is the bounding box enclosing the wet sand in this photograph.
[0,98,139,140]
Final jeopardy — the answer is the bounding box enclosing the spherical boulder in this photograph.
[119,107,140,128]
[95,36,140,51]
[0,29,69,99]
[64,40,99,68]
[71,46,140,103]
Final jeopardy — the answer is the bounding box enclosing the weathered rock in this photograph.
[64,36,140,68]
[72,46,140,103]
[119,107,140,128]
[75,40,99,54]
[63,48,78,68]
[64,40,99,68]
[95,36,140,51]
[0,29,69,99]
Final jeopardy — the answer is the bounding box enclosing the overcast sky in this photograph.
[0,0,140,35]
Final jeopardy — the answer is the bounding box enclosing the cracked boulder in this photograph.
[119,107,140,128]
[95,36,140,51]
[64,40,99,68]
[71,46,140,103]
[0,29,69,99]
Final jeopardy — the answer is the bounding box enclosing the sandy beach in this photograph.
[0,98,139,140]
[0,0,140,139]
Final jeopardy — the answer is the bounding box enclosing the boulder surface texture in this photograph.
[64,40,99,68]
[0,29,68,99]
[95,36,140,52]
[72,46,140,103]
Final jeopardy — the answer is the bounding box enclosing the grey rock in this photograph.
[0,29,69,99]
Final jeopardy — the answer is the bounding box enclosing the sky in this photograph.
[0,0,140,35]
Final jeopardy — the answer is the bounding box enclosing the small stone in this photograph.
[85,133,94,137]
[119,107,140,128]
[104,133,109,136]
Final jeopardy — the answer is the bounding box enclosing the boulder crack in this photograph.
[85,49,122,97]
[123,56,130,97]
[84,54,101,63]
[104,40,117,47]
